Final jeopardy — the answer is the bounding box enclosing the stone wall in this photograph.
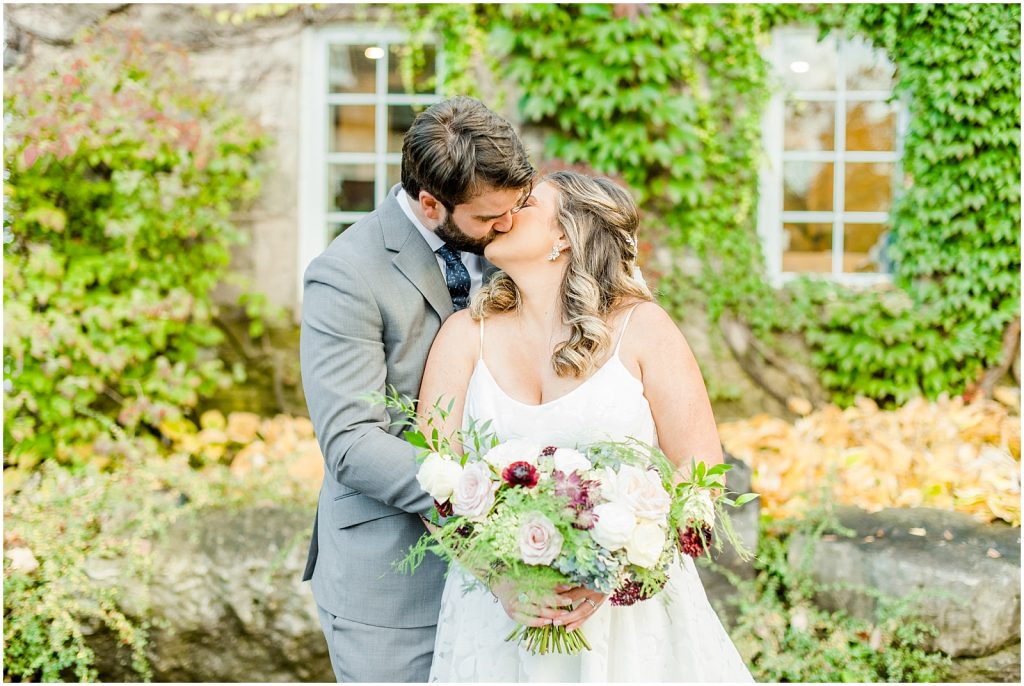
[82,496,1019,682]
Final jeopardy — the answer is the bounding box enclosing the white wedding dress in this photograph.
[428,306,755,683]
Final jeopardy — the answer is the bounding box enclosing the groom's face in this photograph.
[430,187,528,255]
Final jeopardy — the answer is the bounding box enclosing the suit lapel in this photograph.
[481,258,500,284]
[380,188,454,321]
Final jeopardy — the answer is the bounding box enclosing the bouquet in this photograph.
[382,394,758,655]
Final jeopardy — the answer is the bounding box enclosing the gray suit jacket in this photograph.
[301,186,485,628]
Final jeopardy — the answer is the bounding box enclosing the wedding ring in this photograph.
[583,598,598,611]
[517,592,529,604]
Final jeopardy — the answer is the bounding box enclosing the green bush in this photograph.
[3,447,312,681]
[3,26,267,473]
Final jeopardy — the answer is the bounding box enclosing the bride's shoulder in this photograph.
[617,300,692,354]
[433,310,479,356]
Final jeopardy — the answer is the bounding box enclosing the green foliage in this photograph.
[3,443,312,682]
[718,510,952,682]
[491,4,783,337]
[392,3,1021,407]
[785,3,1021,405]
[3,27,267,471]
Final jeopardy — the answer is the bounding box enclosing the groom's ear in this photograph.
[419,191,445,222]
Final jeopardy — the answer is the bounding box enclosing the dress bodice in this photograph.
[462,305,657,449]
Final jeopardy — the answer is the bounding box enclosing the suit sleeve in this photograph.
[300,253,434,516]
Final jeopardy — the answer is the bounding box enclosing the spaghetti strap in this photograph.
[478,317,485,361]
[614,303,643,356]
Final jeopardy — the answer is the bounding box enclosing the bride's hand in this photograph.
[490,580,573,628]
[553,584,608,631]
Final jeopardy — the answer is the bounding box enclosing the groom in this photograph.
[300,96,535,682]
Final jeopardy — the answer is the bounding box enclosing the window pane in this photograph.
[784,100,835,151]
[844,36,896,91]
[388,44,437,94]
[329,105,376,153]
[328,44,378,94]
[777,31,838,91]
[846,102,897,152]
[843,223,891,273]
[328,164,376,212]
[387,164,403,192]
[783,223,833,273]
[328,222,357,242]
[783,161,834,211]
[388,105,418,153]
[844,162,893,212]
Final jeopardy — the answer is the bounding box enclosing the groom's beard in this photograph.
[433,212,498,255]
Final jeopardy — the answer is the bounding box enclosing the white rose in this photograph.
[482,439,542,474]
[684,490,716,528]
[552,448,592,475]
[416,452,464,502]
[451,462,497,521]
[633,469,671,522]
[602,464,648,512]
[518,512,564,565]
[590,501,637,551]
[601,465,670,522]
[625,518,667,568]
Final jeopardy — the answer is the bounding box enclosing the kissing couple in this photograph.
[300,96,753,683]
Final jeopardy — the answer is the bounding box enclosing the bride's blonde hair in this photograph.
[470,170,653,378]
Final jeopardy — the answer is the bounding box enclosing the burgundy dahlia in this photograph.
[677,524,714,557]
[609,578,652,607]
[434,499,453,517]
[540,445,558,457]
[552,470,596,509]
[502,461,540,488]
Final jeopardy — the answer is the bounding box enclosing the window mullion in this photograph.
[375,42,389,207]
[832,38,847,277]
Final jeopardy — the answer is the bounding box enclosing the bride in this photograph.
[417,171,753,682]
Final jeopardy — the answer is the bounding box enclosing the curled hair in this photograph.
[471,171,652,377]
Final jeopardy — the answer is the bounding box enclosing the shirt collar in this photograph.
[398,188,445,253]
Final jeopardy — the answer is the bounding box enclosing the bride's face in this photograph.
[484,181,564,270]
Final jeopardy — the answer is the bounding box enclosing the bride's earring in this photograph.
[547,244,562,261]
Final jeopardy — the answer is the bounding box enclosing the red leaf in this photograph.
[23,144,39,168]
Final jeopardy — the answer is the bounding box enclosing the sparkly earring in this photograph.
[548,244,562,261]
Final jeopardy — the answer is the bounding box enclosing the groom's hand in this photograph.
[490,580,573,628]
[553,584,608,631]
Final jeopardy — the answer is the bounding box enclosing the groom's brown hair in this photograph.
[401,96,534,211]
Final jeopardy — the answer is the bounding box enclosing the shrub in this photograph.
[3,26,267,473]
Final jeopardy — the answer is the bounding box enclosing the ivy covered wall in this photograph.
[393,2,1021,408]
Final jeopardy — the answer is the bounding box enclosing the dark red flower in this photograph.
[609,578,653,606]
[502,461,540,488]
[434,499,453,517]
[455,524,474,538]
[677,524,714,557]
[541,446,558,457]
[552,470,597,509]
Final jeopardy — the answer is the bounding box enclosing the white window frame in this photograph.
[297,26,444,304]
[758,27,908,288]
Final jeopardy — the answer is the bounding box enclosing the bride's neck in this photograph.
[508,267,566,339]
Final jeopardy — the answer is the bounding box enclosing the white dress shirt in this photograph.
[398,190,485,297]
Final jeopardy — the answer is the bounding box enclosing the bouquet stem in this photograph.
[505,624,592,655]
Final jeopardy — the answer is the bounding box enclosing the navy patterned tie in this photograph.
[436,244,471,311]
